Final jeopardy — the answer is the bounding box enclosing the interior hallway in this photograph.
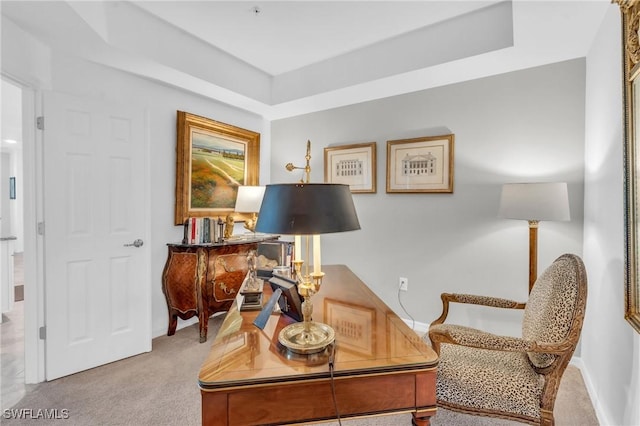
[1,252,26,410]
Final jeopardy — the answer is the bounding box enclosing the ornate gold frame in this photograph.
[323,142,377,193]
[618,0,640,333]
[386,134,454,193]
[174,111,260,225]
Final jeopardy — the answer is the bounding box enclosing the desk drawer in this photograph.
[220,373,428,425]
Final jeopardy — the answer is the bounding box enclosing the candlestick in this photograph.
[313,235,321,274]
[253,183,361,355]
[295,235,301,261]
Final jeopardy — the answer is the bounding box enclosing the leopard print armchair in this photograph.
[427,253,587,426]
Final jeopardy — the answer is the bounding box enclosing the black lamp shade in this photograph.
[255,183,360,235]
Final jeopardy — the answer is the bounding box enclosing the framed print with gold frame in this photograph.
[618,0,640,333]
[386,134,454,194]
[175,111,260,225]
[324,142,377,193]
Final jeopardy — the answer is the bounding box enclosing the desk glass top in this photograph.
[198,265,438,390]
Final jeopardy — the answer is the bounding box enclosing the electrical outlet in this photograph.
[399,277,408,291]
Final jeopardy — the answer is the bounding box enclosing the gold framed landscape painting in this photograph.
[386,134,454,193]
[174,111,260,225]
[324,142,377,193]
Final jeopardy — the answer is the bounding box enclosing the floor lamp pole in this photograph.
[528,220,539,293]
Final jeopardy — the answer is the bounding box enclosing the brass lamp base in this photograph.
[278,321,335,354]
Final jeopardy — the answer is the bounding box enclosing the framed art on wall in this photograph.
[324,142,377,193]
[174,111,260,225]
[386,134,454,193]
[617,0,640,333]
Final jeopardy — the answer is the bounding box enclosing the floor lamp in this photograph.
[498,182,570,293]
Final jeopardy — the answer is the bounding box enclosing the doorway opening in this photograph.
[1,77,27,409]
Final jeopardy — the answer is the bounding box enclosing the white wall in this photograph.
[583,6,640,426]
[2,19,271,338]
[272,59,585,338]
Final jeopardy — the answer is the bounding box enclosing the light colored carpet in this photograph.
[4,314,598,425]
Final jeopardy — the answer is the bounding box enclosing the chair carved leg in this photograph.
[540,409,554,426]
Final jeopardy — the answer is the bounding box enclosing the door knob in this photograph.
[124,239,144,248]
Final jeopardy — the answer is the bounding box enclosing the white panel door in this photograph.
[43,92,150,380]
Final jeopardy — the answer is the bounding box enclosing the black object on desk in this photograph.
[253,288,282,330]
[269,274,303,322]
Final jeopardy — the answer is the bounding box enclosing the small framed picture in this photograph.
[386,134,454,193]
[269,274,303,322]
[324,142,376,193]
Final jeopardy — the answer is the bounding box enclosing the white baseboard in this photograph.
[402,318,429,336]
[570,357,612,426]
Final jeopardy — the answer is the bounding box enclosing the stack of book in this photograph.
[182,217,223,244]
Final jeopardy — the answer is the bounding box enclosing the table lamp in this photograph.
[234,186,266,233]
[498,182,570,293]
[255,183,361,354]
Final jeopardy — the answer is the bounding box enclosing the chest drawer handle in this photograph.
[218,282,236,295]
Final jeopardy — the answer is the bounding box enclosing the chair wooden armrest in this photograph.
[431,293,526,327]
[429,324,533,353]
[429,323,574,359]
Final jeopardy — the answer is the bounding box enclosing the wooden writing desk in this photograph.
[199,265,438,425]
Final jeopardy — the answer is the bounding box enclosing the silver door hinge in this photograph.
[37,222,45,235]
[36,116,44,130]
[39,326,46,340]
